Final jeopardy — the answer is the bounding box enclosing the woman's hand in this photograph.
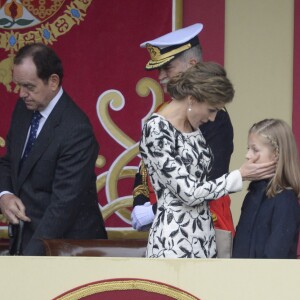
[239,155,276,181]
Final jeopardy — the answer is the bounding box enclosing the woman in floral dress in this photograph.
[140,62,276,258]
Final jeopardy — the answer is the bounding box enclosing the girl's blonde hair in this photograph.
[249,119,300,197]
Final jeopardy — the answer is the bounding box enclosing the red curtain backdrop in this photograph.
[0,0,173,229]
[294,0,300,151]
[0,0,225,229]
[183,0,225,65]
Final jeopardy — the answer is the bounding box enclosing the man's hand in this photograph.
[0,194,31,224]
[131,202,154,231]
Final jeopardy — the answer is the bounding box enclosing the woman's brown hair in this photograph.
[167,61,235,106]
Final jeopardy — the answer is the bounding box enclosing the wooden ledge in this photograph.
[42,239,147,257]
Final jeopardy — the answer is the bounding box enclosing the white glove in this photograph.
[131,202,155,231]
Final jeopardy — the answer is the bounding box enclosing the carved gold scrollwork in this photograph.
[102,143,139,221]
[136,77,164,127]
[96,78,163,225]
[97,90,135,148]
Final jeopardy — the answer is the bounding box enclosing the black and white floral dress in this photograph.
[140,114,242,258]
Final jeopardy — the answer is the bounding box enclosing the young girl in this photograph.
[233,119,300,258]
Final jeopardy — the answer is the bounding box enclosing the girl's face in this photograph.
[246,132,277,163]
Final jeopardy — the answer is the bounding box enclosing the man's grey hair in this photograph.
[177,44,203,63]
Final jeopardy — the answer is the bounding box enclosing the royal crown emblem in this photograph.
[146,44,161,60]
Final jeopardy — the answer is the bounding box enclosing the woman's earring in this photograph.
[188,106,192,112]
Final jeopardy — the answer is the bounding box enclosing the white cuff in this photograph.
[226,170,243,192]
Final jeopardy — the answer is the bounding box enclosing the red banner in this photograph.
[0,0,225,230]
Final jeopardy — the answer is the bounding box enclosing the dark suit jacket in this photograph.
[0,91,107,255]
[200,109,233,180]
[233,180,300,258]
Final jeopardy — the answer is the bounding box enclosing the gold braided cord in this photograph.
[133,160,150,198]
[140,161,148,186]
[133,184,149,198]
[146,55,175,69]
[211,212,217,222]
[147,43,191,62]
[54,279,200,300]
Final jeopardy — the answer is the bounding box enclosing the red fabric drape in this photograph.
[0,0,225,228]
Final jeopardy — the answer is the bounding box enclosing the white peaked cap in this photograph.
[140,23,203,70]
[140,23,203,48]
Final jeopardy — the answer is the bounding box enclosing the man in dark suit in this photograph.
[0,43,107,255]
